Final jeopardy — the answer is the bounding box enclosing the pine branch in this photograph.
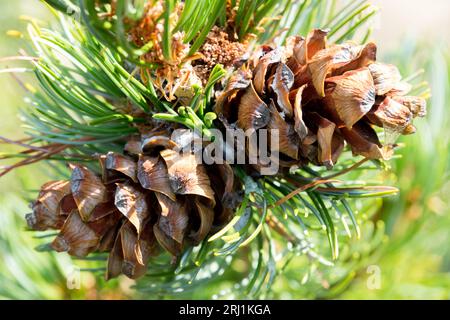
[1,0,427,300]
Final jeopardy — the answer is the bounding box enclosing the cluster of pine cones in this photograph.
[26,29,426,280]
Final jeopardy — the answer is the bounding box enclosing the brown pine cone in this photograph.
[215,29,426,170]
[26,130,237,280]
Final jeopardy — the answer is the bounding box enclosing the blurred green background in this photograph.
[0,0,449,299]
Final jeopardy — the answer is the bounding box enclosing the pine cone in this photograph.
[26,130,237,279]
[215,29,427,170]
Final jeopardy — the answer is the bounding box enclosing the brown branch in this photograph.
[266,214,297,243]
[269,179,337,208]
[0,137,95,178]
[0,136,48,152]
[0,144,68,178]
[321,157,370,180]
